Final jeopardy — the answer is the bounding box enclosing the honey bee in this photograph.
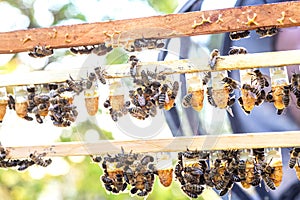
[17,159,35,171]
[182,93,193,108]
[90,155,102,163]
[94,66,107,85]
[269,160,283,187]
[7,94,15,110]
[91,43,113,56]
[289,148,300,168]
[228,46,248,55]
[141,70,151,87]
[250,165,261,187]
[66,75,84,95]
[209,49,220,70]
[181,183,204,198]
[270,86,285,115]
[229,30,250,41]
[158,84,168,109]
[29,152,52,167]
[282,85,291,107]
[128,107,148,120]
[261,172,276,190]
[238,85,256,114]
[222,77,240,90]
[241,160,255,189]
[291,73,300,91]
[250,69,270,89]
[70,45,94,54]
[128,55,140,79]
[256,26,279,38]
[141,155,154,166]
[171,81,179,100]
[29,45,53,58]
[86,72,97,89]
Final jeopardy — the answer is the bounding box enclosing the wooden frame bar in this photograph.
[4,131,300,158]
[0,2,299,54]
[0,50,299,87]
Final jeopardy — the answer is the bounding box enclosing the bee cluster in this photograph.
[0,145,51,171]
[2,82,79,127]
[174,148,282,198]
[289,147,300,180]
[98,148,157,197]
[102,55,179,121]
[175,149,209,198]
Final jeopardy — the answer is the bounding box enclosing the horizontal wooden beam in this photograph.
[0,2,299,54]
[0,50,299,87]
[5,131,300,159]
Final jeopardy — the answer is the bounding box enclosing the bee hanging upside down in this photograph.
[29,45,54,58]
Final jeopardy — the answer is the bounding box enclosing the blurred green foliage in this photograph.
[147,0,178,14]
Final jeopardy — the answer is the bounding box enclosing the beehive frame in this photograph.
[1,1,300,158]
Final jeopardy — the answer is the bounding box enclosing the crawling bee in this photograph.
[29,152,52,167]
[128,55,139,80]
[266,86,285,115]
[182,93,193,108]
[256,27,279,38]
[158,84,168,109]
[94,66,107,85]
[70,45,94,54]
[91,43,113,56]
[222,77,240,90]
[289,148,300,169]
[29,45,53,58]
[86,72,97,89]
[282,85,291,107]
[291,73,300,91]
[228,46,248,55]
[66,75,84,95]
[209,49,220,70]
[250,69,270,89]
[229,30,250,41]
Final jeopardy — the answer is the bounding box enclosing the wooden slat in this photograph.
[5,131,300,158]
[0,2,299,54]
[0,50,300,87]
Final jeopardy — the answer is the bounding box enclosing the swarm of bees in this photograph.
[174,148,283,198]
[98,148,157,197]
[0,145,52,171]
[102,55,179,121]
[175,149,209,198]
